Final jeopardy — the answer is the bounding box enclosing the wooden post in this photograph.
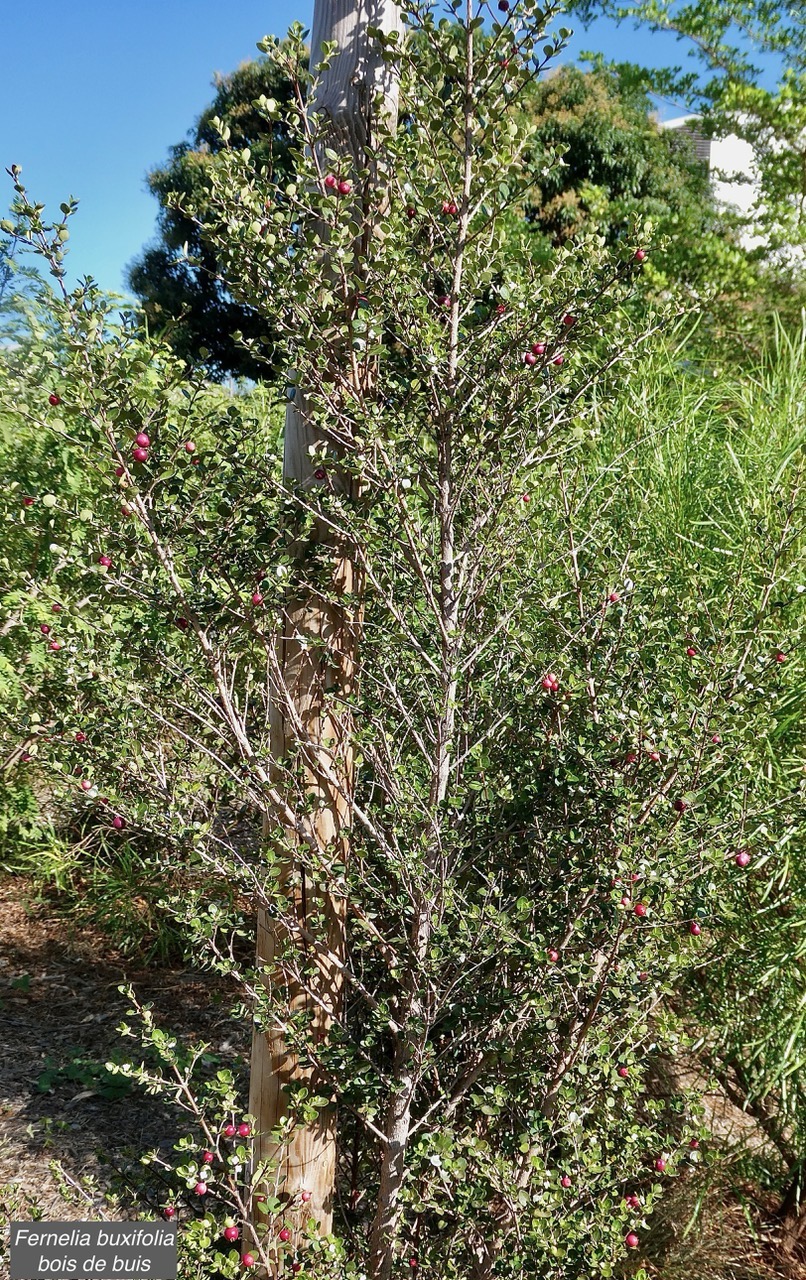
[249,0,401,1262]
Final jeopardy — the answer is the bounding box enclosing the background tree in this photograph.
[127,55,302,382]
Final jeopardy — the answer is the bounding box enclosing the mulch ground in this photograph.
[0,877,248,1268]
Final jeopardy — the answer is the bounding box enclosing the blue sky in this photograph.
[0,2,777,297]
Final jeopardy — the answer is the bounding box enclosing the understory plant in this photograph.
[1,1,804,1278]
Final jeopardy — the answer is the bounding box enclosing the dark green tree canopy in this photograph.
[127,56,301,382]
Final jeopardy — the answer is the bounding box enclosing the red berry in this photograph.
[406,206,416,219]
[251,593,264,607]
[617,1066,629,1078]
[22,496,34,506]
[278,1227,291,1242]
[686,646,696,657]
[625,1232,639,1249]
[673,798,688,812]
[608,591,620,603]
[163,1206,176,1220]
[521,494,530,503]
[337,180,352,195]
[184,440,196,453]
[496,303,507,314]
[625,1193,640,1208]
[223,1123,237,1138]
[552,354,564,366]
[437,295,451,307]
[655,1157,666,1172]
[531,342,546,355]
[52,603,62,612]
[224,1226,240,1242]
[194,1182,207,1196]
[20,752,32,763]
[191,457,200,465]
[633,249,646,262]
[562,313,576,326]
[689,921,702,936]
[300,1190,312,1202]
[547,948,559,963]
[560,1174,572,1188]
[324,174,337,189]
[115,465,125,477]
[409,1261,418,1270]
[775,651,787,663]
[40,623,50,635]
[735,850,751,868]
[689,1138,699,1149]
[121,505,131,516]
[634,902,647,918]
[241,1255,255,1268]
[524,351,537,366]
[237,1122,252,1137]
[112,815,125,830]
[75,731,86,742]
[711,733,722,744]
[132,446,149,463]
[80,779,92,792]
[135,432,150,448]
[202,1151,214,1164]
[97,554,112,568]
[314,467,327,480]
[48,393,61,406]
[648,750,660,763]
[625,752,638,764]
[292,1267,302,1276]
[48,640,62,651]
[498,1,510,11]
[176,617,189,631]
[638,971,649,982]
[620,895,631,907]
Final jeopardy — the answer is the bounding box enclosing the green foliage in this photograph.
[1,2,805,1278]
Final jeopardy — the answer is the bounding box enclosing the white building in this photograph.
[659,115,761,248]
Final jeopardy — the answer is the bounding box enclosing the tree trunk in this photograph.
[249,0,401,1258]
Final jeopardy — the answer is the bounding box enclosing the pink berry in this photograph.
[40,623,50,635]
[300,1190,312,1202]
[132,446,149,463]
[521,494,530,503]
[552,354,564,366]
[49,640,62,651]
[337,180,352,195]
[184,440,196,453]
[633,249,646,262]
[531,342,546,355]
[689,1138,699,1149]
[409,1262,418,1271]
[75,731,86,743]
[202,1151,214,1164]
[224,1226,240,1242]
[48,393,61,406]
[163,1206,176,1220]
[547,948,559,963]
[81,779,92,792]
[223,1124,237,1138]
[625,1232,639,1249]
[496,303,507,314]
[560,1174,572,1188]
[135,432,150,448]
[524,351,537,366]
[617,1066,629,1078]
[324,174,337,189]
[52,603,62,612]
[194,1182,207,1196]
[648,750,661,763]
[689,921,702,936]
[686,646,696,657]
[711,733,722,744]
[620,895,631,907]
[437,295,451,307]
[634,902,647,918]
[22,496,34,506]
[251,593,264,607]
[638,971,649,982]
[775,651,787,663]
[121,505,131,516]
[735,850,751,868]
[97,554,112,568]
[21,752,32,763]
[241,1255,255,1268]
[608,590,620,603]
[115,465,125,477]
[237,1122,251,1137]
[278,1227,291,1243]
[655,1158,666,1172]
[112,815,125,830]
